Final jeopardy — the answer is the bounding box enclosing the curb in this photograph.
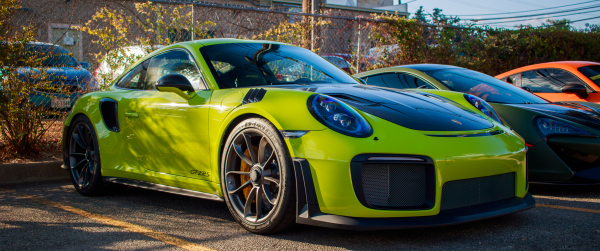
[0,160,69,186]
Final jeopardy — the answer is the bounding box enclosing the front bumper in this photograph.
[293,158,535,230]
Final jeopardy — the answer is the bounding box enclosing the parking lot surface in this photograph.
[1,181,598,250]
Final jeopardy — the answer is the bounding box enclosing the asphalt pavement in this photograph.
[1,181,598,250]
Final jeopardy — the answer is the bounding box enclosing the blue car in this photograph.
[20,43,96,109]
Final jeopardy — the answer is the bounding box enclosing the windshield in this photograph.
[26,44,79,68]
[578,65,600,86]
[426,68,548,104]
[200,43,358,89]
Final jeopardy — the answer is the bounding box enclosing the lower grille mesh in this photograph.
[362,163,427,208]
[441,172,515,210]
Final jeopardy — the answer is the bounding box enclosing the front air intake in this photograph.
[441,172,515,210]
[351,154,436,210]
[362,163,428,208]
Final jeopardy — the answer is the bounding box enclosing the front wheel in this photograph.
[221,118,296,234]
[67,115,106,196]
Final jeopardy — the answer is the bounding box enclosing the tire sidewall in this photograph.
[68,115,104,196]
[221,118,295,234]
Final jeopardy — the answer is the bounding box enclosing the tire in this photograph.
[221,117,296,234]
[67,115,106,196]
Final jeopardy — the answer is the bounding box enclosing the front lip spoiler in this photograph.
[293,158,535,231]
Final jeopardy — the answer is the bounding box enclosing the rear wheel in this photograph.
[221,118,296,234]
[67,116,106,196]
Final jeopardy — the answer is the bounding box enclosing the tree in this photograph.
[0,0,61,155]
[542,19,572,30]
[413,6,428,24]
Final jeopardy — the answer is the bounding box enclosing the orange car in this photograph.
[495,61,600,103]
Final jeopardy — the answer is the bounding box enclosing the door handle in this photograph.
[125,112,139,118]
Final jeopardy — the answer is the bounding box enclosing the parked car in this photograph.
[63,39,533,234]
[95,45,163,87]
[21,42,95,109]
[366,44,400,62]
[322,54,355,73]
[496,61,600,104]
[355,64,600,184]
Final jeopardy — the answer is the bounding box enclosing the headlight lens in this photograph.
[464,94,503,124]
[308,94,372,138]
[536,118,592,137]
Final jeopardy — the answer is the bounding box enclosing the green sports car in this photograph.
[62,39,533,234]
[355,64,600,185]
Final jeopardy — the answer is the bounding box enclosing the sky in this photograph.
[401,0,600,29]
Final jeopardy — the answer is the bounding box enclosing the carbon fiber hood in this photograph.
[510,102,600,130]
[270,84,494,131]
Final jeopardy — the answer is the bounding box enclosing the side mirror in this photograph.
[521,86,532,93]
[561,83,589,99]
[80,62,90,70]
[156,73,196,100]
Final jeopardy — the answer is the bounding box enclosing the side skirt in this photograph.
[104,177,224,202]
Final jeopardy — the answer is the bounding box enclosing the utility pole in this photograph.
[191,4,195,40]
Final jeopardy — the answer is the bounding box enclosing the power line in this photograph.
[451,0,599,16]
[471,4,600,21]
[477,9,600,25]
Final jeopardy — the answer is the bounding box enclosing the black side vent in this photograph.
[243,88,267,104]
[100,98,119,132]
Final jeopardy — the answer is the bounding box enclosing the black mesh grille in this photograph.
[361,163,427,208]
[441,172,515,210]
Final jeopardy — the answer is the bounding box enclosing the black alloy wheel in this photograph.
[222,118,295,234]
[225,130,281,222]
[68,116,106,196]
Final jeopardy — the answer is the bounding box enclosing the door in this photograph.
[520,68,600,102]
[125,49,214,180]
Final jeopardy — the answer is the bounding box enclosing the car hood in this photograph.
[509,102,600,130]
[268,84,494,131]
[18,67,91,84]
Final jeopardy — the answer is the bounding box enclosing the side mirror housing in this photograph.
[561,83,589,99]
[156,73,196,100]
[80,62,90,70]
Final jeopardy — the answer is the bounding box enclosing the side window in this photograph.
[397,73,435,89]
[503,74,520,86]
[116,60,148,89]
[546,68,590,90]
[521,70,561,93]
[144,50,206,91]
[521,69,589,93]
[362,74,387,87]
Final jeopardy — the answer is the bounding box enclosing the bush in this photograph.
[0,0,64,156]
[369,14,600,76]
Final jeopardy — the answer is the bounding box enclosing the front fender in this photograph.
[209,88,326,189]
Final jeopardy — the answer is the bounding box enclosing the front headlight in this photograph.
[536,117,592,137]
[308,94,372,138]
[464,94,503,124]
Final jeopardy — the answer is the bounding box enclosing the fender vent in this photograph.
[243,88,267,104]
[100,98,119,132]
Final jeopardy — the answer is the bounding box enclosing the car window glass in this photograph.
[144,50,205,90]
[380,73,404,88]
[324,56,351,69]
[116,62,146,89]
[427,69,548,104]
[521,69,588,93]
[578,65,600,87]
[397,73,435,89]
[362,74,387,87]
[200,43,357,89]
